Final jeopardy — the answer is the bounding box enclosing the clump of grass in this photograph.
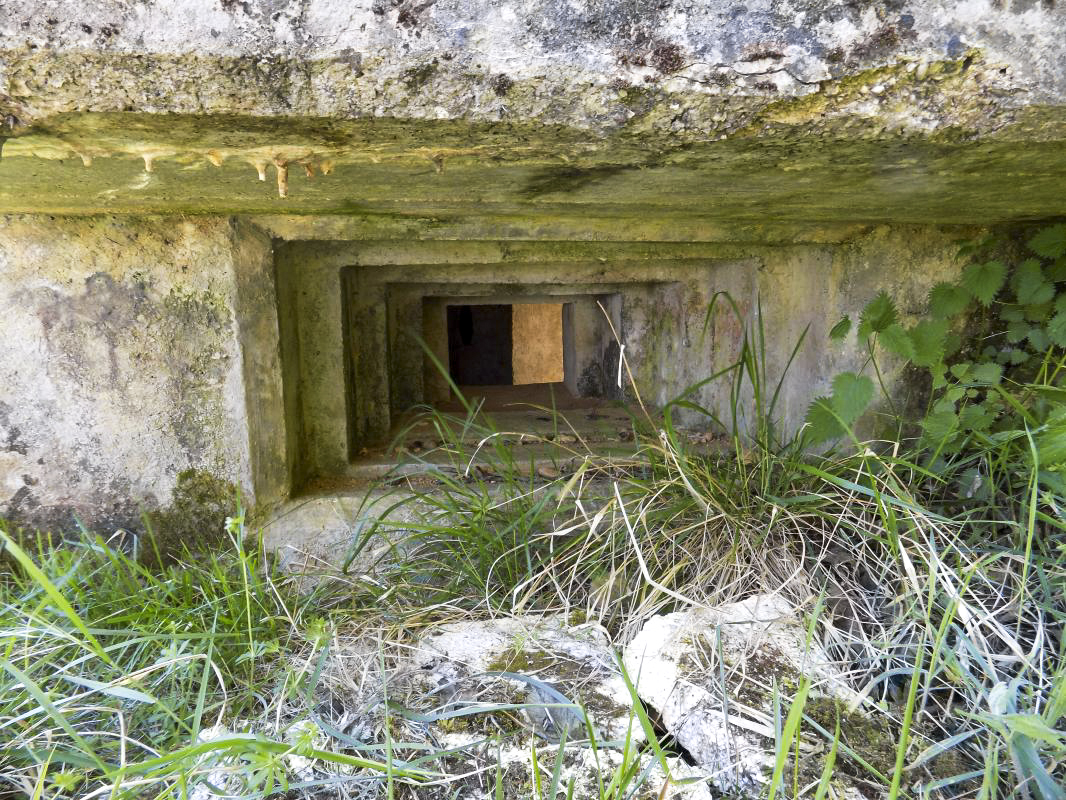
[382,291,1066,797]
[0,515,434,799]
[0,512,680,800]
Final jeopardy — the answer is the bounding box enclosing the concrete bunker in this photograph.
[3,0,1066,532]
[278,253,699,486]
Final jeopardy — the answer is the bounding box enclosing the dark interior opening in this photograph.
[447,304,513,385]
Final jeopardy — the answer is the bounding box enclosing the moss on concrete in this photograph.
[799,695,971,788]
[487,642,629,726]
[143,469,239,567]
[1,105,1066,224]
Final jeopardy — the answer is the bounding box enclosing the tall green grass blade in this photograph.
[768,677,810,800]
[813,718,839,800]
[0,661,108,772]
[0,530,110,663]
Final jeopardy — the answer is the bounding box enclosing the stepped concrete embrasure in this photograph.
[2,1,1066,530]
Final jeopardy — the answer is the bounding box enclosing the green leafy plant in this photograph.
[813,224,1066,527]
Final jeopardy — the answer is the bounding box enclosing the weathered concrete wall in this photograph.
[3,0,1065,130]
[1,3,1065,225]
[231,219,287,505]
[0,214,281,531]
[0,217,973,523]
[741,224,970,436]
[0,2,1046,533]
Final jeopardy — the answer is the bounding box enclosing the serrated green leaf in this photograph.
[931,363,949,388]
[804,397,843,445]
[1049,256,1066,282]
[1001,307,1025,322]
[1006,320,1030,343]
[1014,259,1055,306]
[1028,223,1066,259]
[959,403,995,432]
[1009,348,1029,365]
[962,260,1007,305]
[949,362,972,380]
[909,318,949,367]
[932,387,963,416]
[1028,326,1050,351]
[828,315,851,341]
[1013,258,1044,290]
[831,372,874,425]
[1023,303,1053,323]
[1056,294,1066,314]
[1048,311,1066,348]
[921,409,959,443]
[928,282,970,318]
[878,323,916,361]
[970,363,1003,384]
[944,385,968,406]
[857,291,898,340]
[933,394,958,414]
[944,331,963,359]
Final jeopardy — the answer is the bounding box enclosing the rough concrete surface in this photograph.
[3,0,1065,128]
[0,214,276,531]
[0,3,1065,222]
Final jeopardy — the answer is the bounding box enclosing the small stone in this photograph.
[624,595,864,797]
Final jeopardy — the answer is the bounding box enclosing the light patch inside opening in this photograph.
[446,302,565,387]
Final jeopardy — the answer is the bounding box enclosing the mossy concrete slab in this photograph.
[1,111,1066,225]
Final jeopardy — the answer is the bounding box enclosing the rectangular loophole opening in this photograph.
[437,301,576,409]
[446,302,566,388]
[416,290,625,420]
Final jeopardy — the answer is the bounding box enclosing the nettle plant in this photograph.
[807,223,1066,509]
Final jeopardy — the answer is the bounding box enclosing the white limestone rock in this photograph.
[624,594,863,796]
[187,723,258,800]
[431,731,714,800]
[407,614,715,799]
[408,615,639,743]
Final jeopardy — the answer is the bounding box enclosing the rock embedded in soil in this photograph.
[404,614,715,799]
[623,594,865,797]
[407,615,638,742]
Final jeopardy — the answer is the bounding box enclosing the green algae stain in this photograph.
[143,469,239,567]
